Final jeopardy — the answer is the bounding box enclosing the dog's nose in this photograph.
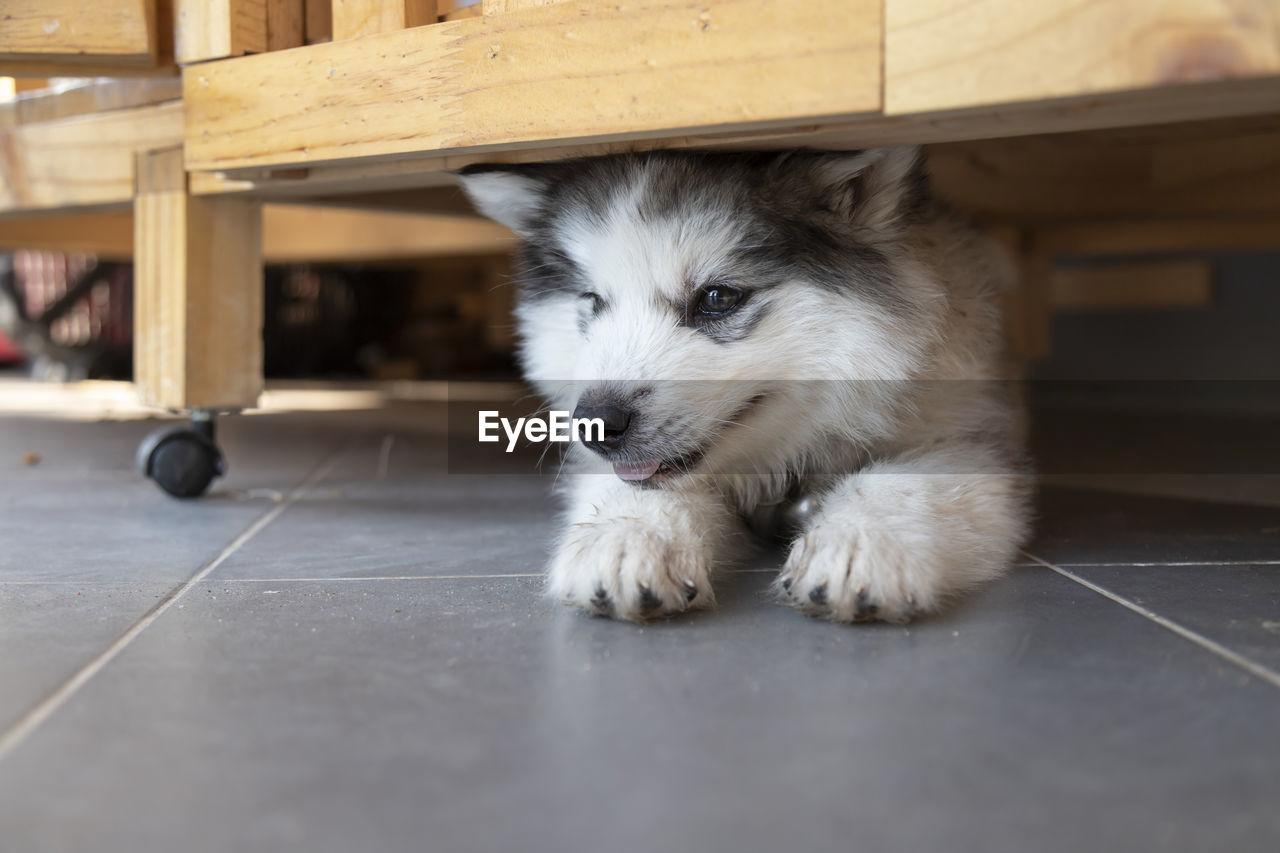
[572,398,633,451]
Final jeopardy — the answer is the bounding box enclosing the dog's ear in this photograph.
[801,146,924,230]
[456,164,552,237]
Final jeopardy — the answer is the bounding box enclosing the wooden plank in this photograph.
[134,147,264,410]
[185,57,1280,188]
[480,0,557,14]
[886,0,1280,116]
[988,227,1051,361]
[0,210,134,257]
[183,0,882,172]
[306,186,481,216]
[1016,243,1053,361]
[262,205,513,260]
[0,101,184,214]
[930,114,1280,224]
[0,0,160,69]
[0,59,176,77]
[185,87,1280,202]
[0,78,183,131]
[442,3,482,20]
[331,0,439,39]
[267,0,306,50]
[305,0,333,42]
[0,205,512,259]
[1037,217,1280,257]
[11,77,48,93]
[1050,261,1214,312]
[174,0,267,64]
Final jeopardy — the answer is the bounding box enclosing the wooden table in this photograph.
[3,0,1279,415]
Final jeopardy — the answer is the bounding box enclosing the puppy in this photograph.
[460,147,1030,623]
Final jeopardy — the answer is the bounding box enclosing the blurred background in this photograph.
[5,222,1279,388]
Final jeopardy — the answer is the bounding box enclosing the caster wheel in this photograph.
[137,426,226,498]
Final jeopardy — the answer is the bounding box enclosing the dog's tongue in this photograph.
[613,460,662,482]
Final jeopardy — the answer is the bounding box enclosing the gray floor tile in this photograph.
[212,430,557,580]
[4,396,1279,853]
[0,570,1276,853]
[1,413,346,488]
[1064,562,1280,670]
[0,497,271,583]
[210,478,556,579]
[0,582,173,733]
[0,415,343,583]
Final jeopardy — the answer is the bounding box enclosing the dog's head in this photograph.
[459,148,937,485]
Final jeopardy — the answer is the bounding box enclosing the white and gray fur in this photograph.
[460,147,1031,623]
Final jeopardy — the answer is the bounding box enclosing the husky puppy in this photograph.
[460,147,1030,623]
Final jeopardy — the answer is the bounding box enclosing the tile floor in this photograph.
[1,400,1278,853]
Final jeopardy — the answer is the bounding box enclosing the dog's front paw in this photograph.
[776,523,944,623]
[547,521,713,622]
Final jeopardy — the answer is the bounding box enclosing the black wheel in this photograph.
[137,426,225,498]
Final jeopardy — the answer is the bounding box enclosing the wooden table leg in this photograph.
[133,146,264,412]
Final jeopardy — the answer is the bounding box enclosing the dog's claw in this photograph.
[590,585,612,612]
[638,587,662,612]
[683,579,698,601]
[854,587,878,620]
[780,576,793,592]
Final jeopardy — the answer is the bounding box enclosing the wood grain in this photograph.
[481,0,563,13]
[183,0,882,172]
[134,147,264,411]
[174,0,267,63]
[332,0,440,39]
[0,78,182,131]
[267,0,306,50]
[186,0,307,55]
[887,0,1280,115]
[0,0,160,68]
[0,205,513,259]
[262,205,513,260]
[0,101,184,214]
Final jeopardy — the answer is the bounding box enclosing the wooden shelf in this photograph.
[4,0,1280,398]
[0,0,175,76]
[182,0,883,174]
[0,205,515,260]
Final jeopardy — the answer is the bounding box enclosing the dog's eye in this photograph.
[696,285,743,316]
[579,292,603,314]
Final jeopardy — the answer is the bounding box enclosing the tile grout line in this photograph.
[1020,549,1280,690]
[0,448,349,764]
